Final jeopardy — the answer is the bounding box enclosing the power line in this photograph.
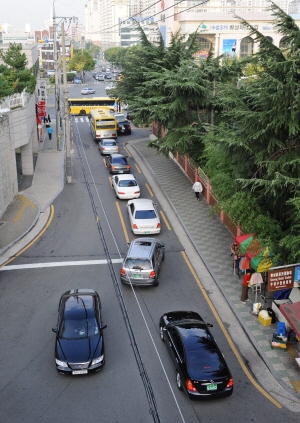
[87,0,208,37]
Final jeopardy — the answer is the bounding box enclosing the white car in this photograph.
[112,174,140,200]
[127,199,161,235]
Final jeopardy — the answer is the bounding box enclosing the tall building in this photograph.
[84,0,102,44]
[156,0,300,55]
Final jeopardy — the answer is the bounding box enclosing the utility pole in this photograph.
[61,22,72,184]
[53,3,61,150]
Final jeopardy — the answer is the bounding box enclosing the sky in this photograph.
[1,0,84,31]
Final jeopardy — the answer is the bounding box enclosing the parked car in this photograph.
[46,70,55,77]
[111,174,140,199]
[74,77,82,84]
[127,198,161,235]
[120,238,165,286]
[114,113,131,135]
[81,87,96,95]
[96,74,105,81]
[105,73,112,79]
[159,310,234,399]
[106,153,130,174]
[52,289,107,375]
[99,139,119,155]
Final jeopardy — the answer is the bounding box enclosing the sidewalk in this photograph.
[0,118,64,257]
[0,132,299,407]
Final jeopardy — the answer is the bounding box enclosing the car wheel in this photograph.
[80,110,86,115]
[160,325,164,342]
[162,252,165,262]
[153,276,159,287]
[176,372,183,391]
[128,130,132,135]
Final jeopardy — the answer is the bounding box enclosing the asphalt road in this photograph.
[0,74,299,423]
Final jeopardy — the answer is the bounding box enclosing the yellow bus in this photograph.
[89,109,118,141]
[68,97,122,115]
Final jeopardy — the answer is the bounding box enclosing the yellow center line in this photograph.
[160,210,171,231]
[1,205,55,268]
[145,183,154,197]
[109,176,112,188]
[135,163,141,173]
[181,251,282,409]
[103,158,107,167]
[124,145,132,157]
[115,202,130,243]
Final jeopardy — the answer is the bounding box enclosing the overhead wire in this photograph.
[87,0,209,36]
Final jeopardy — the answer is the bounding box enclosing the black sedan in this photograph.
[52,289,107,375]
[105,153,130,174]
[114,113,131,135]
[160,311,233,400]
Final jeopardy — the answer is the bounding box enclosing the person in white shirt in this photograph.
[192,177,203,201]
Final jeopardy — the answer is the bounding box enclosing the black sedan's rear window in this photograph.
[113,157,127,165]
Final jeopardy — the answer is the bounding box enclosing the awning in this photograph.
[280,302,300,338]
[235,234,254,247]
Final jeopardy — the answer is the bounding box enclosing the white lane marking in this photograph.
[1,259,123,271]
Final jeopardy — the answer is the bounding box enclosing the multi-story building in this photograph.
[84,0,102,44]
[156,0,300,55]
[120,17,160,47]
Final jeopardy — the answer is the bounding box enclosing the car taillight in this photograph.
[226,377,234,389]
[120,268,126,276]
[134,191,140,194]
[133,224,138,229]
[156,223,161,228]
[116,147,119,151]
[111,166,115,169]
[126,165,130,169]
[149,270,156,279]
[118,191,125,195]
[112,133,117,137]
[186,379,198,393]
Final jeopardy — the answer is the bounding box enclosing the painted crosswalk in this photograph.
[73,117,90,123]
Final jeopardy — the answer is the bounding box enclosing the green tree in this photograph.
[202,2,300,261]
[68,49,95,72]
[85,42,100,57]
[0,43,36,97]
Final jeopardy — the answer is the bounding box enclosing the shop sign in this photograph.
[268,267,295,291]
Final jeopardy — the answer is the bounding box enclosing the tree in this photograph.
[201,2,300,261]
[85,42,100,57]
[67,49,95,72]
[0,43,36,97]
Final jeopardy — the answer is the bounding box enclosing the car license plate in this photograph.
[72,370,88,375]
[119,171,123,173]
[144,231,150,234]
[133,274,143,279]
[206,383,217,391]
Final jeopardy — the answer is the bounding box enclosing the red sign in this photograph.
[268,267,295,292]
[37,100,46,124]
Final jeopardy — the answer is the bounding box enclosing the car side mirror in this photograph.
[52,328,58,333]
[126,242,130,246]
[101,324,107,330]
[207,323,213,328]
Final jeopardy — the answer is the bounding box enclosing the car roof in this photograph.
[128,199,154,208]
[110,153,126,158]
[114,174,135,180]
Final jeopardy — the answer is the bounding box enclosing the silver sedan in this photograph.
[98,139,119,155]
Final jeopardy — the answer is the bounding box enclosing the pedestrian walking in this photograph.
[47,125,53,140]
[192,177,203,201]
[48,114,51,123]
[43,115,48,124]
